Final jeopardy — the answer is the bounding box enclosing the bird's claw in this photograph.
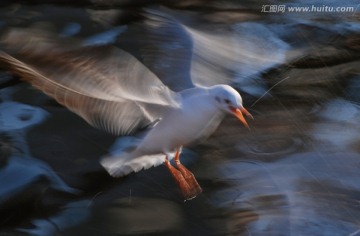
[164,156,202,200]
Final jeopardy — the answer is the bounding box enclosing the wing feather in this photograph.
[0,43,178,135]
[140,10,194,91]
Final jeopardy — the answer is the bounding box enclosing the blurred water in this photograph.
[0,1,360,235]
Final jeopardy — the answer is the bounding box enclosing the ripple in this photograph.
[237,135,304,157]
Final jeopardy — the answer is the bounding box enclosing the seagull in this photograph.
[0,12,253,200]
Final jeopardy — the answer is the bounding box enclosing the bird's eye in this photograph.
[224,99,231,104]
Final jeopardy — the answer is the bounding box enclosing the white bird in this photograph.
[0,13,253,199]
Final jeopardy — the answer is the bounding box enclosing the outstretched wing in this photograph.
[140,10,195,92]
[0,36,179,135]
[129,9,289,96]
[117,9,195,92]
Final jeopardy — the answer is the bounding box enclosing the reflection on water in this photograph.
[0,1,360,235]
[210,152,360,235]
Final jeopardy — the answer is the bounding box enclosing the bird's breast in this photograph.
[148,100,222,150]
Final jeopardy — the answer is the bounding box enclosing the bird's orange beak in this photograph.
[230,107,253,129]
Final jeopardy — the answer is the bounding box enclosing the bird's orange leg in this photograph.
[164,156,195,199]
[174,148,202,199]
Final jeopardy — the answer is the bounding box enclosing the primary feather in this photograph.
[0,43,179,135]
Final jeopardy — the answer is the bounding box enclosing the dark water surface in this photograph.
[0,1,360,235]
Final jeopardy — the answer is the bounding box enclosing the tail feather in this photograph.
[100,151,169,177]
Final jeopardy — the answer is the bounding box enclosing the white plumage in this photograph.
[0,10,253,198]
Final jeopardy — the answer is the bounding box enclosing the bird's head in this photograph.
[211,85,253,128]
